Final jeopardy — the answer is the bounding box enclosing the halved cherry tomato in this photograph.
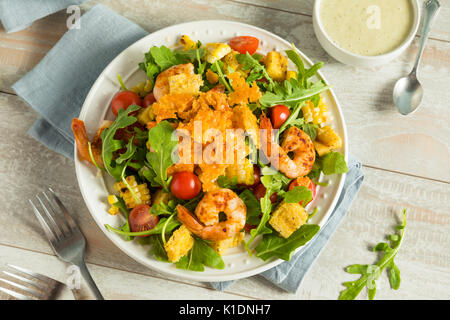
[128,204,159,237]
[229,36,259,55]
[253,183,277,203]
[143,93,156,107]
[111,91,142,116]
[170,171,201,200]
[270,105,290,129]
[288,177,316,206]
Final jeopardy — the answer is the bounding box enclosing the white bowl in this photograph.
[313,0,421,67]
[74,20,348,282]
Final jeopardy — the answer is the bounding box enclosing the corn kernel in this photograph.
[302,98,328,125]
[108,195,118,205]
[179,35,197,51]
[286,70,298,81]
[206,69,219,84]
[225,158,254,185]
[108,205,119,215]
[113,176,151,209]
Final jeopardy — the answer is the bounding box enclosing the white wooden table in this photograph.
[0,0,449,300]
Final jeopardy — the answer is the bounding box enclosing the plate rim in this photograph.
[74,19,348,282]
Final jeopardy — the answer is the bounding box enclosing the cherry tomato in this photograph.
[288,177,316,206]
[252,165,261,187]
[128,204,159,237]
[270,105,290,129]
[111,91,142,116]
[229,36,259,55]
[143,93,156,107]
[170,171,201,200]
[253,183,277,203]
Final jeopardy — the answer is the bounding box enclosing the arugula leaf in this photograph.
[211,60,232,92]
[148,235,169,262]
[105,217,180,237]
[285,47,324,88]
[299,122,319,140]
[245,169,290,251]
[278,101,305,136]
[217,175,238,189]
[176,238,225,271]
[321,152,348,175]
[239,189,262,226]
[100,105,140,180]
[150,46,182,70]
[146,121,178,192]
[236,52,274,87]
[259,79,330,109]
[255,224,320,261]
[282,186,312,205]
[339,210,406,300]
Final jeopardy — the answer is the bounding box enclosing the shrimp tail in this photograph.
[71,118,104,167]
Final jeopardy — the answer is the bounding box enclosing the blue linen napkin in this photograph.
[12,4,148,159]
[211,155,364,293]
[10,4,365,293]
[0,0,89,33]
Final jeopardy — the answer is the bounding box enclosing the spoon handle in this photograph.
[412,0,441,76]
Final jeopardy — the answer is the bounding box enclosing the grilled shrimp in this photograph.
[153,63,195,101]
[71,118,109,167]
[260,114,315,178]
[176,189,247,241]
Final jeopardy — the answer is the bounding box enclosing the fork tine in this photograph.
[0,286,32,300]
[2,271,46,290]
[41,190,71,236]
[29,199,58,244]
[6,263,60,285]
[36,194,64,240]
[48,188,78,231]
[0,278,43,299]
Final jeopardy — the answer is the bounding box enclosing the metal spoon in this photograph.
[393,0,440,115]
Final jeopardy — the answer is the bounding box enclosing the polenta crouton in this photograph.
[168,73,203,96]
[211,232,244,255]
[269,202,308,238]
[152,189,173,206]
[204,43,232,64]
[264,51,288,82]
[313,126,342,156]
[164,225,194,262]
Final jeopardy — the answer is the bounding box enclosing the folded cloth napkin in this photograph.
[211,155,364,293]
[12,4,148,159]
[11,4,365,293]
[0,0,89,33]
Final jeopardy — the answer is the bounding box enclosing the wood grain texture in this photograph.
[0,0,449,181]
[0,92,448,300]
[231,0,450,42]
[0,246,247,300]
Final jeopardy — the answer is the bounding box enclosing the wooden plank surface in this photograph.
[0,0,449,300]
[0,91,448,300]
[0,0,449,181]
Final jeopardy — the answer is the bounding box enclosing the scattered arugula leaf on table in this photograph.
[339,210,407,300]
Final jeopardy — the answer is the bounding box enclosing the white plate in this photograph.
[74,20,348,282]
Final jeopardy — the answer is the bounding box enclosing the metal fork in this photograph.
[29,188,104,300]
[0,264,66,300]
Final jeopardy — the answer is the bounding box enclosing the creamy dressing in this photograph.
[320,0,414,56]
